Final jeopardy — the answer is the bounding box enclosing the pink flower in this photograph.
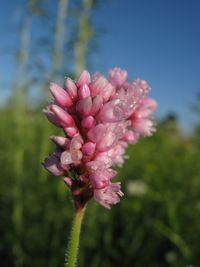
[94,183,124,209]
[130,98,157,138]
[108,67,127,88]
[43,68,157,210]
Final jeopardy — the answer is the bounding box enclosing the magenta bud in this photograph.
[43,107,61,127]
[50,83,72,107]
[64,127,78,137]
[82,142,96,156]
[76,96,92,116]
[81,116,95,128]
[108,67,127,88]
[43,154,63,176]
[60,164,70,171]
[76,70,91,87]
[90,95,103,115]
[50,135,70,148]
[65,78,77,100]
[78,84,91,99]
[51,104,74,127]
[64,177,73,188]
[101,83,114,102]
[87,124,106,143]
[90,75,107,96]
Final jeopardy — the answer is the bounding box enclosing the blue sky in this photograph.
[0,0,200,132]
[91,0,200,131]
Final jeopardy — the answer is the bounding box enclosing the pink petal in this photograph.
[134,98,158,118]
[132,118,155,136]
[122,130,136,143]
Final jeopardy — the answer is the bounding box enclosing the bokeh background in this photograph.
[0,1,200,267]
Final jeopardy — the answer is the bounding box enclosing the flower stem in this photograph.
[65,207,86,267]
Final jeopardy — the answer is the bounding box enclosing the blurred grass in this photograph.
[0,105,200,267]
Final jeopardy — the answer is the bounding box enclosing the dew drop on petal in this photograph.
[61,151,73,165]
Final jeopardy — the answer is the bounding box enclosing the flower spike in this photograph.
[43,68,157,209]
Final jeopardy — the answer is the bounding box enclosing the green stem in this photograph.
[65,207,86,267]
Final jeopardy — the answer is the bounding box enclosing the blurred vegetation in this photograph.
[1,107,200,267]
[0,1,200,267]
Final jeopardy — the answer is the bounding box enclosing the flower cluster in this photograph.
[43,68,157,209]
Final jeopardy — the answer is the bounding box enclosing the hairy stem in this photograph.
[65,207,86,267]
